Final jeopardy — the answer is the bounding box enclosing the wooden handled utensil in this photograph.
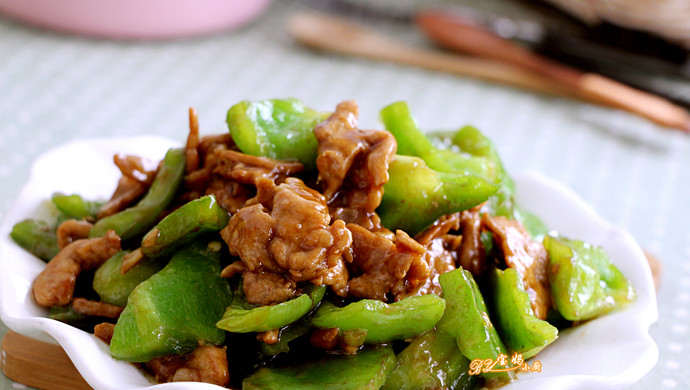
[416,11,690,131]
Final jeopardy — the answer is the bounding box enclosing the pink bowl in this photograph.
[0,0,272,39]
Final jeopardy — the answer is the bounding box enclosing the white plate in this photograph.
[0,136,658,390]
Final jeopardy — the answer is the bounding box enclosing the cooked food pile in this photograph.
[11,99,636,389]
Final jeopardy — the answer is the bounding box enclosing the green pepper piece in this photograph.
[431,127,549,239]
[259,285,327,356]
[311,294,446,344]
[90,148,186,240]
[52,193,103,220]
[217,294,312,333]
[218,284,326,334]
[140,195,229,259]
[226,98,329,169]
[93,251,162,307]
[378,155,498,235]
[489,268,558,359]
[544,235,635,321]
[49,305,86,323]
[110,242,232,362]
[436,268,515,385]
[10,219,59,261]
[243,346,396,390]
[380,102,497,178]
[382,329,477,390]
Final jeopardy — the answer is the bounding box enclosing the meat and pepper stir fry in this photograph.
[11,99,636,389]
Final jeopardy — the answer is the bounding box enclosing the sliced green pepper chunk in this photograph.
[381,101,497,178]
[382,329,477,390]
[52,193,102,221]
[110,242,232,362]
[10,219,59,261]
[431,127,549,239]
[218,284,325,334]
[311,294,446,344]
[93,251,162,307]
[90,148,186,240]
[243,346,396,390]
[378,155,498,235]
[217,294,312,333]
[226,98,329,169]
[544,235,635,321]
[140,195,229,259]
[489,268,558,359]
[436,268,515,385]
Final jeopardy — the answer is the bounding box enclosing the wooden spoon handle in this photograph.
[416,11,583,88]
[1,330,92,390]
[287,12,576,98]
[417,11,690,131]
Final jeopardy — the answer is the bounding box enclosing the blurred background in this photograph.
[0,0,689,388]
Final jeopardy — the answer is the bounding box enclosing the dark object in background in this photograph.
[299,0,690,108]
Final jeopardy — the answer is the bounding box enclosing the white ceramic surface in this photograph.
[0,137,658,390]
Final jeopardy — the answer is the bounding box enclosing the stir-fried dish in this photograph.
[11,99,636,389]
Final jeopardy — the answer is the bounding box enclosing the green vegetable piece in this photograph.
[217,294,312,333]
[93,251,162,307]
[431,127,549,239]
[259,285,327,356]
[490,268,558,359]
[110,242,232,362]
[243,346,396,390]
[52,193,102,220]
[436,268,515,385]
[382,329,476,390]
[90,148,186,240]
[378,155,498,234]
[311,294,446,344]
[226,98,329,169]
[10,219,59,261]
[381,102,497,178]
[140,195,229,259]
[49,305,86,323]
[544,235,636,321]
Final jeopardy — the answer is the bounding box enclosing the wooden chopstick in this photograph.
[416,11,690,132]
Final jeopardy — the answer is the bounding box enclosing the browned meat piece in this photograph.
[185,107,201,174]
[221,178,352,304]
[483,215,551,319]
[113,154,158,185]
[94,322,115,344]
[393,213,463,299]
[146,345,229,387]
[120,248,144,274]
[459,206,487,276]
[72,298,124,319]
[314,101,397,227]
[97,176,148,218]
[198,133,235,160]
[415,213,461,247]
[347,224,428,301]
[257,329,280,345]
[206,178,254,214]
[310,328,340,350]
[56,219,93,249]
[32,230,121,307]
[213,149,304,185]
[241,271,298,306]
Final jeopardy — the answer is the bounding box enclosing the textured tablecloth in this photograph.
[0,1,688,389]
